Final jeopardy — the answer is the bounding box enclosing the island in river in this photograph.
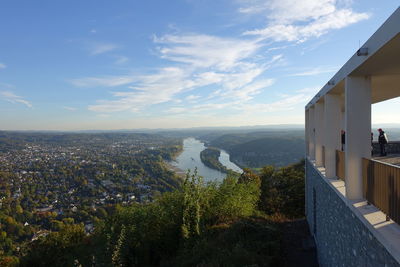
[169,138,242,182]
[200,147,229,173]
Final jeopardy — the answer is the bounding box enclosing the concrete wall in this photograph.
[306,159,399,267]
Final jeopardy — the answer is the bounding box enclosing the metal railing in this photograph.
[362,158,400,224]
[336,150,345,181]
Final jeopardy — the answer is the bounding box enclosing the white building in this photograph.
[305,7,400,266]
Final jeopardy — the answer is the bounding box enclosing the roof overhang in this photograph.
[306,7,400,109]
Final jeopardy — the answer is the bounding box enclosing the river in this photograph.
[170,138,242,182]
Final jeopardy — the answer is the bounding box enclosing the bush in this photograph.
[259,160,305,218]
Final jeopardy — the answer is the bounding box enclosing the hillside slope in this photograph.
[207,131,305,168]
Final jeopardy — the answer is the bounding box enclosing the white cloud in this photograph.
[290,66,338,76]
[70,75,136,87]
[237,91,312,113]
[241,0,369,42]
[166,107,187,114]
[231,78,274,101]
[154,34,262,71]
[63,106,77,111]
[88,67,194,112]
[186,95,201,101]
[114,55,129,65]
[239,0,336,23]
[84,33,276,113]
[0,63,6,69]
[0,91,32,108]
[97,114,111,118]
[90,42,119,55]
[76,1,368,118]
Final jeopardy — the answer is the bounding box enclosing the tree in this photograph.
[181,169,202,240]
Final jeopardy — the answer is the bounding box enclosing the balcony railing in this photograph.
[336,150,345,181]
[362,158,400,224]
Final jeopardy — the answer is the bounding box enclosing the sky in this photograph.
[0,1,399,130]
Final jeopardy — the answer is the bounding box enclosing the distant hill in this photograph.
[205,130,305,168]
[229,137,305,168]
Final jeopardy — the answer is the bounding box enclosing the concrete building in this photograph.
[305,7,400,266]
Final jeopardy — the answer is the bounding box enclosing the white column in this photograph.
[309,106,315,160]
[345,76,372,200]
[305,109,310,156]
[324,94,342,178]
[315,101,325,167]
[341,110,345,132]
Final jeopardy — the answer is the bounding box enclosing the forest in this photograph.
[204,130,305,168]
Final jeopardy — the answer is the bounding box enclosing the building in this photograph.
[305,7,400,266]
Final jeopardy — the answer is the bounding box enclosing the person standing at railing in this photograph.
[378,128,388,156]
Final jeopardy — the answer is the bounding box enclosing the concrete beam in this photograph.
[345,76,372,200]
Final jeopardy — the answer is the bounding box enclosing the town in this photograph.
[0,132,182,256]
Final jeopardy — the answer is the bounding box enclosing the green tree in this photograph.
[181,169,202,240]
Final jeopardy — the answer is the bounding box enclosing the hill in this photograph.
[205,130,305,168]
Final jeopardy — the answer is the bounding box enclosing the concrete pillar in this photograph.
[305,109,310,156]
[345,76,372,200]
[315,101,325,167]
[341,110,345,131]
[309,106,315,160]
[324,94,343,178]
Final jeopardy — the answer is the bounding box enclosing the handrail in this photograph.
[362,158,400,224]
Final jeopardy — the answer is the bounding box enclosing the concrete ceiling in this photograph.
[352,33,400,104]
[325,34,400,105]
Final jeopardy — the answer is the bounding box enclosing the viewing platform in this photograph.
[305,7,400,267]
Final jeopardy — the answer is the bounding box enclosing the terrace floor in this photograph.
[373,154,400,166]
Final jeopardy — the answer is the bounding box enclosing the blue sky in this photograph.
[0,1,399,130]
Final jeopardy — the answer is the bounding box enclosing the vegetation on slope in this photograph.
[14,160,306,267]
[199,147,229,173]
[206,131,305,168]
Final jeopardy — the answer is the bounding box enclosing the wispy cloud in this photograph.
[0,63,6,69]
[241,0,369,42]
[63,106,77,111]
[114,55,129,65]
[236,88,315,113]
[290,66,338,76]
[82,33,278,113]
[0,91,32,108]
[90,42,119,55]
[186,95,201,101]
[70,75,136,87]
[154,34,262,71]
[76,0,367,116]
